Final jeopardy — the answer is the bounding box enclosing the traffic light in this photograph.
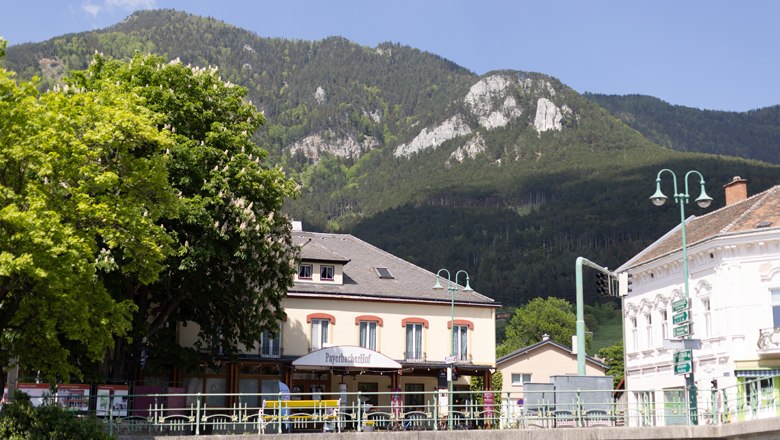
[618,272,633,296]
[596,272,611,296]
[452,367,459,381]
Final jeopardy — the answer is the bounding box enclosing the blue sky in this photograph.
[2,0,778,112]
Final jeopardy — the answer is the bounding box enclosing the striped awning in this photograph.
[735,369,780,377]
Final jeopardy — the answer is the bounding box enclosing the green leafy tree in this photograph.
[596,340,624,388]
[0,39,177,384]
[497,297,590,357]
[69,53,300,379]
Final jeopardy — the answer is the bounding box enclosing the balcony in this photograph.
[757,327,780,357]
[404,351,427,363]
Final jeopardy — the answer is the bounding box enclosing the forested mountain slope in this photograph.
[586,93,780,164]
[4,9,779,308]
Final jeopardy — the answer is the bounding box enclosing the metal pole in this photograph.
[575,257,612,375]
[449,283,454,431]
[656,168,710,426]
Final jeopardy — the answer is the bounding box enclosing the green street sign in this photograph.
[672,298,689,312]
[673,324,691,338]
[673,350,692,364]
[672,311,689,325]
[674,362,692,375]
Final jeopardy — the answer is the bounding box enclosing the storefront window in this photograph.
[358,382,378,406]
[405,383,424,408]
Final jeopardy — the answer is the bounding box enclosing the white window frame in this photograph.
[630,317,638,352]
[405,323,423,360]
[703,298,712,338]
[359,320,378,351]
[261,325,281,358]
[511,373,532,386]
[298,264,312,280]
[660,309,668,340]
[320,265,335,281]
[772,289,780,327]
[453,325,468,361]
[310,319,329,351]
[645,313,653,349]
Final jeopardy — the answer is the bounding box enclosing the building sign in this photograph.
[56,384,90,411]
[16,383,52,407]
[672,311,689,325]
[96,385,129,417]
[672,298,689,312]
[293,346,401,369]
[673,324,692,338]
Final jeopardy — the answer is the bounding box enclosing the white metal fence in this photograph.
[6,376,779,436]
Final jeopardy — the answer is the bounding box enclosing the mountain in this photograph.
[3,9,780,309]
[585,93,780,165]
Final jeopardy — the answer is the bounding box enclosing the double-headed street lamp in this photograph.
[433,269,472,430]
[650,169,712,425]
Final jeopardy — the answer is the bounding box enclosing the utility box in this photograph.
[522,383,555,414]
[550,375,613,413]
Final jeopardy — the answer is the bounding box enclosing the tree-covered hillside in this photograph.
[585,93,780,164]
[4,9,780,312]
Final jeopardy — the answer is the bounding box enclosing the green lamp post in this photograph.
[433,269,472,430]
[650,169,712,425]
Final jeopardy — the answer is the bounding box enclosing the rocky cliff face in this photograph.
[394,73,575,161]
[289,131,379,161]
[283,72,573,164]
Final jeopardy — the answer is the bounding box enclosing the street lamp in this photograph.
[650,168,712,426]
[433,269,472,430]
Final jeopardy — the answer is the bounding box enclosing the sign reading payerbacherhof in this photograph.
[293,346,402,369]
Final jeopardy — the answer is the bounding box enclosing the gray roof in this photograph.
[496,338,609,370]
[290,231,497,306]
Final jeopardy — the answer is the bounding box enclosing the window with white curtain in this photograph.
[310,319,329,351]
[260,325,281,358]
[405,323,423,360]
[453,325,468,361]
[359,321,377,351]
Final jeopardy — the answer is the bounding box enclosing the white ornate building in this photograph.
[617,177,780,426]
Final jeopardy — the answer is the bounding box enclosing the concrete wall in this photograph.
[118,416,780,440]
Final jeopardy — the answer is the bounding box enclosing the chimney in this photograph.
[542,334,550,342]
[723,176,748,206]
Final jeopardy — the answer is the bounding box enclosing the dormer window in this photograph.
[298,264,313,280]
[320,265,334,281]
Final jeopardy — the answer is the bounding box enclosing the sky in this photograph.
[1,0,779,112]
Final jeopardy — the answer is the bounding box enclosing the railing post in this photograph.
[576,389,583,427]
[109,397,114,437]
[195,393,201,436]
[433,391,439,430]
[356,391,362,432]
[277,391,282,434]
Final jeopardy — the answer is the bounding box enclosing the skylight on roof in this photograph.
[375,267,394,279]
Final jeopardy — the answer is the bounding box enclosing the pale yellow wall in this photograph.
[497,344,607,397]
[176,296,496,366]
[282,296,496,366]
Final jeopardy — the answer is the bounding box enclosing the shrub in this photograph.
[0,392,111,440]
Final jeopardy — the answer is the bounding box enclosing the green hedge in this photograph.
[0,392,111,440]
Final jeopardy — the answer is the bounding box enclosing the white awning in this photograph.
[292,346,401,370]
